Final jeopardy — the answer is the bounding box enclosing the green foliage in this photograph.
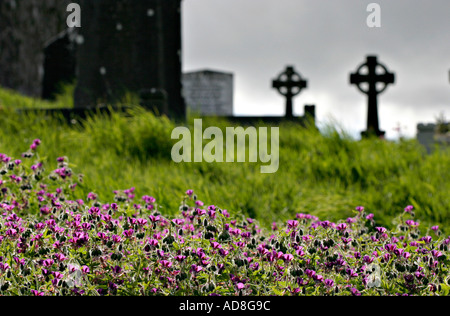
[0,153,448,296]
[0,87,448,234]
[0,87,68,109]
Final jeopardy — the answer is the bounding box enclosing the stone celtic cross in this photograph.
[350,56,395,138]
[272,66,307,118]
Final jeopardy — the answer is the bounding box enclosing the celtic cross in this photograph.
[272,66,307,118]
[350,56,395,138]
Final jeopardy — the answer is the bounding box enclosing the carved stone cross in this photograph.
[272,66,307,118]
[350,56,395,138]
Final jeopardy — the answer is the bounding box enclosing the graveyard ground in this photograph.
[0,86,449,234]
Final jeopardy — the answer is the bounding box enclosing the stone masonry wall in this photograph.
[0,0,73,97]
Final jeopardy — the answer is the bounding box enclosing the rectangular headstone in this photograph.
[182,70,233,116]
[417,123,436,153]
[417,122,450,153]
[74,0,185,121]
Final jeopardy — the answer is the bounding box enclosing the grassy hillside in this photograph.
[0,87,449,234]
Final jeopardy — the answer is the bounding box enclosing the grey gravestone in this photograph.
[417,123,436,154]
[42,28,77,100]
[182,70,233,116]
[417,123,450,153]
[74,0,185,121]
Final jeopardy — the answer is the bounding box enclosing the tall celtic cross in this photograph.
[350,56,395,138]
[272,66,307,118]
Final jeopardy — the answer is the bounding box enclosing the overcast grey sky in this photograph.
[182,0,450,139]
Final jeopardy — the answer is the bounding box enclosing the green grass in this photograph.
[0,86,69,110]
[0,86,449,234]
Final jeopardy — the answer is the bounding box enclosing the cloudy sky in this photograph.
[182,0,450,139]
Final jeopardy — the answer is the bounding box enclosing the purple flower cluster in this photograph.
[0,142,448,296]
